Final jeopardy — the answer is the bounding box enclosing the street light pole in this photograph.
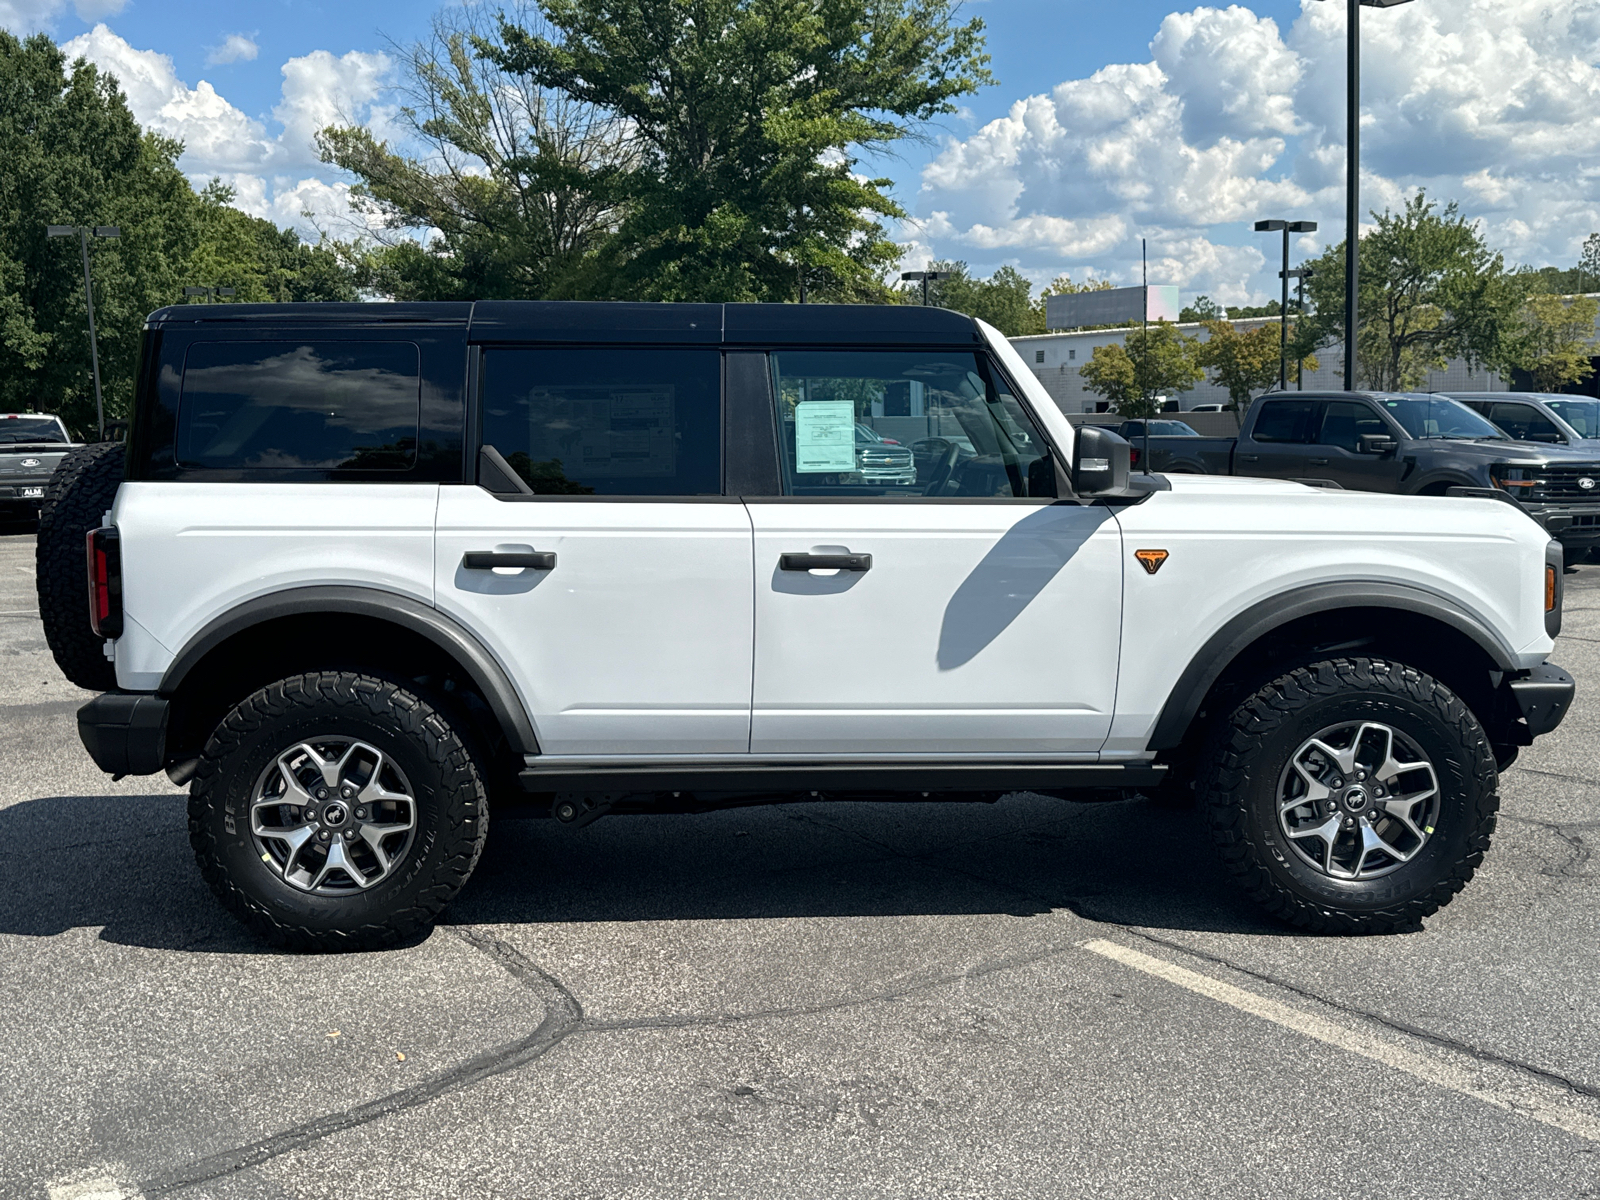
[1255,219,1318,391]
[47,224,119,441]
[1283,267,1314,388]
[1320,0,1419,390]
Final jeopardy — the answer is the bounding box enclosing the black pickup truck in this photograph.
[1128,391,1600,560]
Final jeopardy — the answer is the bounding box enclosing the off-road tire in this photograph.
[189,672,488,952]
[1199,657,1499,934]
[36,441,123,690]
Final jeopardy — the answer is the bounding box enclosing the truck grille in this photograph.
[1528,465,1600,502]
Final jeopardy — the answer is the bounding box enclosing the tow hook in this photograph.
[551,793,621,828]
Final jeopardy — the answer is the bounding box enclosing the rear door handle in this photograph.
[463,550,557,570]
[780,553,872,572]
[1309,458,1329,466]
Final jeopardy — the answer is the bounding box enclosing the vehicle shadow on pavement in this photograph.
[0,792,1291,951]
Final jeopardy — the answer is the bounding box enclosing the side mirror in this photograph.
[1359,433,1398,456]
[1072,425,1132,497]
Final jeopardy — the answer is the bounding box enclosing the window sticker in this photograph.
[794,400,856,473]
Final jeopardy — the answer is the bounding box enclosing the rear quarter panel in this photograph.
[1105,479,1553,756]
[110,482,440,690]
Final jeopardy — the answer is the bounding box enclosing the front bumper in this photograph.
[1523,504,1600,549]
[78,691,169,776]
[1503,663,1576,741]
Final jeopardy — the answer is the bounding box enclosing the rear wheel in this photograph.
[1200,657,1498,934]
[188,672,488,951]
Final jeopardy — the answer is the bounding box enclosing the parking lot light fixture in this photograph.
[46,223,120,440]
[900,270,952,306]
[1255,219,1319,390]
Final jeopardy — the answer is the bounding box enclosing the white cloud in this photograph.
[0,0,120,32]
[911,0,1600,306]
[59,25,393,239]
[205,33,258,67]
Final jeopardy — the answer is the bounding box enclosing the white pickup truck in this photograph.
[39,301,1574,951]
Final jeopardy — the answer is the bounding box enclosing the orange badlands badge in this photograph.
[1135,550,1169,576]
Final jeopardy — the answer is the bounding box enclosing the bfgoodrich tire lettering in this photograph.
[1199,657,1499,934]
[189,672,488,951]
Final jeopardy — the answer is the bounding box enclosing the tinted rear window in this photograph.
[1252,401,1318,443]
[177,341,421,470]
[0,416,68,444]
[480,347,721,495]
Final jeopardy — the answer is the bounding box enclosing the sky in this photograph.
[5,0,1599,307]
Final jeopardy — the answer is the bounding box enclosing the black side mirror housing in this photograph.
[1359,433,1399,456]
[1072,425,1132,497]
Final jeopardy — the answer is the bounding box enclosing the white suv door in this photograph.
[435,346,753,756]
[746,349,1122,756]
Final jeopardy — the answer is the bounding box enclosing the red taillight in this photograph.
[1130,447,1142,468]
[85,526,123,639]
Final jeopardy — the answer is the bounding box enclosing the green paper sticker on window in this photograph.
[795,400,856,473]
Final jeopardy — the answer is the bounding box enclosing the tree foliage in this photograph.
[1193,319,1319,410]
[1304,191,1527,392]
[483,0,993,302]
[900,260,1035,335]
[0,33,357,434]
[320,2,630,300]
[1078,321,1202,419]
[1499,293,1599,392]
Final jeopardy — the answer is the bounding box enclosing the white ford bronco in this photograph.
[40,301,1574,950]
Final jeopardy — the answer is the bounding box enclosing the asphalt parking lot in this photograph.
[2,523,1599,1200]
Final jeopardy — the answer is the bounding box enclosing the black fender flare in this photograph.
[1403,469,1484,496]
[159,585,540,755]
[1146,581,1519,751]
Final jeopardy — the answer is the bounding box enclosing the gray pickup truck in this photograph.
[1128,391,1600,561]
[0,414,78,520]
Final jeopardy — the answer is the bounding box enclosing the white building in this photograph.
[1009,318,1512,415]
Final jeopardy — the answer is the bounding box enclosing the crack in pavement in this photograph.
[120,795,1600,1194]
[136,928,584,1197]
[131,916,1084,1195]
[1500,812,1598,879]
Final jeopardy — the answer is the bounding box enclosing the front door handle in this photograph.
[1238,454,1259,463]
[463,550,557,570]
[780,552,872,572]
[1309,457,1329,466]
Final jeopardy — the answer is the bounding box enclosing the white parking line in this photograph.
[1083,938,1600,1144]
[45,1172,142,1200]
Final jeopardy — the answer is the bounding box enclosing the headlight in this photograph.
[1492,465,1539,491]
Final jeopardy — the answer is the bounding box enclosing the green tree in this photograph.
[1079,321,1202,418]
[1194,319,1320,410]
[1498,293,1599,392]
[486,0,993,302]
[189,181,356,303]
[1580,233,1600,295]
[1304,191,1528,391]
[0,32,201,433]
[903,260,1036,335]
[320,2,629,301]
[1178,295,1225,323]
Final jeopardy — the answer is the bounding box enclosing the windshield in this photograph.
[1547,400,1600,439]
[0,415,67,444]
[1378,397,1504,441]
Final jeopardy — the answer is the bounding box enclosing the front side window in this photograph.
[480,347,720,495]
[177,341,420,470]
[1253,400,1319,444]
[769,350,1053,498]
[1317,401,1390,452]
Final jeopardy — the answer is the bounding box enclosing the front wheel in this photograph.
[1200,657,1499,934]
[188,672,489,951]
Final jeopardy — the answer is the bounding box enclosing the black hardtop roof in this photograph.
[145,300,985,347]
